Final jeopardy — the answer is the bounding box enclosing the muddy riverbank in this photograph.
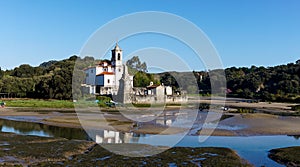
[1,105,300,136]
[0,132,251,166]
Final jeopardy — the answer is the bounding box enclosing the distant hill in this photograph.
[39,60,58,68]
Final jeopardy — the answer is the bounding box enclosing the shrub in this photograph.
[292,105,300,111]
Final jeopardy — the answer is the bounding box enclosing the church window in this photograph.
[117,53,121,60]
[118,68,121,72]
[107,79,110,84]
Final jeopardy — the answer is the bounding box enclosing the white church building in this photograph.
[82,43,133,95]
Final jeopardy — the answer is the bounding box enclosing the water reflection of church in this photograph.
[94,112,178,144]
[95,130,142,144]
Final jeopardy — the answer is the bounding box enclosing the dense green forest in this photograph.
[157,60,300,102]
[0,56,88,100]
[224,61,300,102]
[0,56,299,102]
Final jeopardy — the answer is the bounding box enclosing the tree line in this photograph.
[0,56,299,102]
[224,62,300,102]
[158,60,300,102]
[0,56,89,99]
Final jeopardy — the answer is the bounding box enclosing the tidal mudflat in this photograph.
[0,100,300,166]
[268,146,300,167]
[0,132,251,166]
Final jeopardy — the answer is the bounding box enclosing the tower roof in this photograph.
[113,43,122,51]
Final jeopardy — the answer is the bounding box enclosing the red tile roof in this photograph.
[97,72,115,75]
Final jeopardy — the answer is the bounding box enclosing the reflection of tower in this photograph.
[94,130,135,144]
[95,130,122,144]
[123,132,134,143]
[115,65,133,103]
[155,111,174,126]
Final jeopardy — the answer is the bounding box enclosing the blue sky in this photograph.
[0,0,300,71]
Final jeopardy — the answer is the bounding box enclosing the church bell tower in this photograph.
[111,43,122,67]
[111,42,123,94]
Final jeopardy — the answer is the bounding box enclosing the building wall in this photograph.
[133,95,157,103]
[165,95,187,103]
[155,86,165,102]
[96,66,103,75]
[85,67,96,85]
[96,75,104,86]
[132,95,187,104]
[103,75,115,87]
[96,75,115,87]
[165,86,173,96]
[107,66,113,72]
[82,44,125,95]
[114,65,123,88]
[81,84,96,94]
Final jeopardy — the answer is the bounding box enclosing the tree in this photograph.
[35,77,52,98]
[0,67,3,79]
[126,56,148,74]
[133,72,160,87]
[12,64,35,78]
[72,69,86,100]
[160,73,178,88]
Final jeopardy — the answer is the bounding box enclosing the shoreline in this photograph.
[0,97,299,137]
[1,107,300,137]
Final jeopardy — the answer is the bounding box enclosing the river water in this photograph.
[1,118,300,166]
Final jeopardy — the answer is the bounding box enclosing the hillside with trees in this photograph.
[0,56,299,102]
[0,56,90,99]
[224,62,300,102]
[156,60,300,102]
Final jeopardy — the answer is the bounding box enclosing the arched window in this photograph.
[117,53,121,60]
[107,79,110,84]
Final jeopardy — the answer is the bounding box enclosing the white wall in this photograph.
[96,66,103,75]
[96,65,114,75]
[103,75,115,87]
[165,86,173,95]
[114,65,123,88]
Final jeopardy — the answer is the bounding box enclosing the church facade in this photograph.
[82,43,186,104]
[82,43,133,95]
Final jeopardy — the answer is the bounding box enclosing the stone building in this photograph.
[114,65,133,104]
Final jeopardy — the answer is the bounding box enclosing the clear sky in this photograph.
[0,0,300,71]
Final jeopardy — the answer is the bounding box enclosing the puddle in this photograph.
[201,153,218,156]
[94,156,111,161]
[204,123,246,130]
[1,148,11,151]
[0,118,90,140]
[168,162,177,167]
[0,156,25,164]
[0,116,45,123]
[0,141,10,146]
